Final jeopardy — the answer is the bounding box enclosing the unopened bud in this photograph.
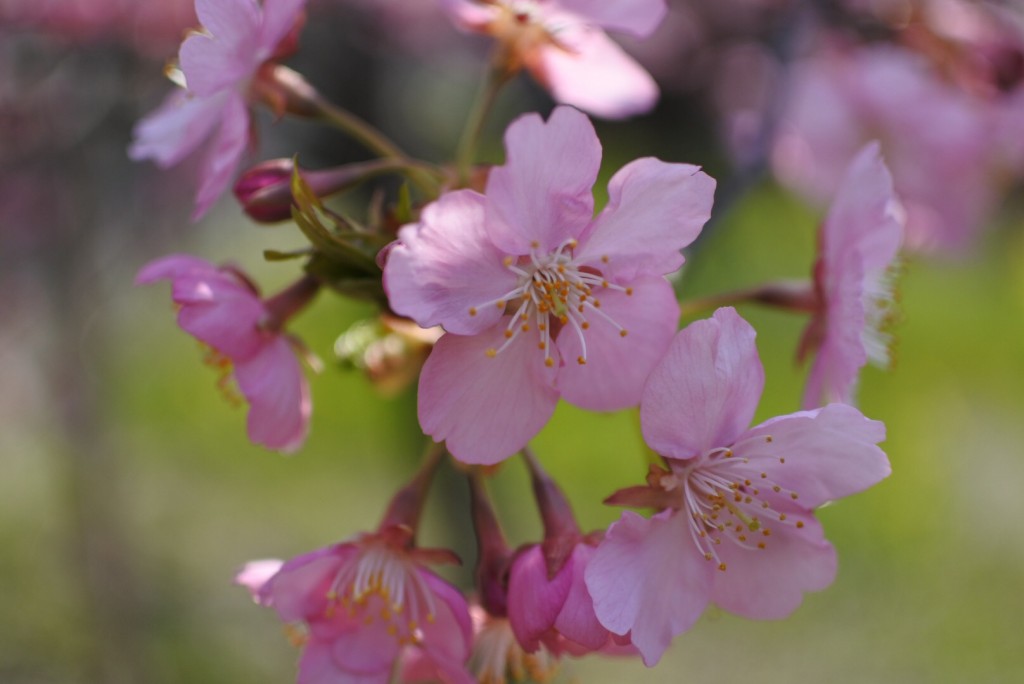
[234,159,296,223]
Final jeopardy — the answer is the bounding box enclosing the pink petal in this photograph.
[738,404,890,509]
[559,0,667,37]
[508,545,574,652]
[484,107,600,254]
[437,0,494,31]
[709,513,837,620]
[802,264,865,408]
[330,596,402,674]
[179,30,254,98]
[268,545,351,622]
[557,275,678,411]
[585,510,711,666]
[419,571,474,663]
[192,92,251,220]
[417,326,559,465]
[234,558,283,601]
[128,89,225,167]
[535,29,659,119]
[233,336,311,453]
[552,544,608,652]
[575,158,715,281]
[384,190,516,335]
[822,142,903,271]
[259,0,307,51]
[137,254,267,359]
[640,307,764,459]
[135,253,219,285]
[193,0,261,51]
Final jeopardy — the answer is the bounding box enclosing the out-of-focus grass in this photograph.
[2,183,1023,683]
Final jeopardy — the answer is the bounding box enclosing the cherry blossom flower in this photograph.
[799,142,905,409]
[136,254,314,452]
[383,106,715,464]
[237,525,473,684]
[129,0,307,219]
[585,307,890,666]
[773,43,997,253]
[440,0,667,118]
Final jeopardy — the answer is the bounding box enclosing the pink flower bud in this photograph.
[233,159,296,223]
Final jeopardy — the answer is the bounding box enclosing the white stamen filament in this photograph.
[675,436,805,569]
[471,240,632,364]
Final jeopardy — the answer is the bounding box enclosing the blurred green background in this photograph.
[3,2,1024,683]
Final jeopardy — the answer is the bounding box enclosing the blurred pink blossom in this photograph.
[799,142,905,409]
[439,0,666,118]
[383,106,715,464]
[129,0,307,219]
[136,254,312,452]
[773,42,1008,253]
[237,526,473,684]
[585,307,890,666]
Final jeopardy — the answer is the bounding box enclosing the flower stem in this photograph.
[455,58,512,185]
[680,280,818,317]
[379,441,448,534]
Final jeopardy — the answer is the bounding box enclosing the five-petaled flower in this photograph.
[137,254,314,452]
[236,526,474,684]
[440,0,666,118]
[585,307,890,666]
[129,0,307,219]
[383,105,715,464]
[799,142,905,409]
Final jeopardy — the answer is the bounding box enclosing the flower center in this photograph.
[474,616,559,684]
[469,239,631,367]
[673,435,805,572]
[323,544,437,646]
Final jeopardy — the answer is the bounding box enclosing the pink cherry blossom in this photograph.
[799,142,905,409]
[440,0,666,118]
[773,43,999,253]
[237,526,473,684]
[585,307,890,666]
[383,106,715,464]
[136,254,312,452]
[129,0,306,220]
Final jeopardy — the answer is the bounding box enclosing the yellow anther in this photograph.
[718,563,727,572]
[496,300,505,309]
[766,435,773,442]
[581,321,590,330]
[577,356,586,365]
[779,514,787,521]
[625,287,633,296]
[504,330,514,339]
[762,529,772,537]
[704,552,713,561]
[790,492,799,500]
[503,256,514,266]
[538,342,546,350]
[796,521,805,529]
[619,329,628,337]
[773,485,781,492]
[601,255,609,263]
[531,240,540,249]
[758,542,766,549]
[486,348,497,358]
[469,307,478,316]
[544,358,554,367]
[779,457,785,463]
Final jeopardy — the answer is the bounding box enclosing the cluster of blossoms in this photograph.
[128,0,1024,681]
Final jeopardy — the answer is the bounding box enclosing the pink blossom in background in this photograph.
[773,42,1004,254]
[0,0,196,55]
[439,0,666,118]
[237,526,474,684]
[799,142,905,409]
[585,307,890,666]
[136,254,311,452]
[383,106,715,464]
[129,0,307,220]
